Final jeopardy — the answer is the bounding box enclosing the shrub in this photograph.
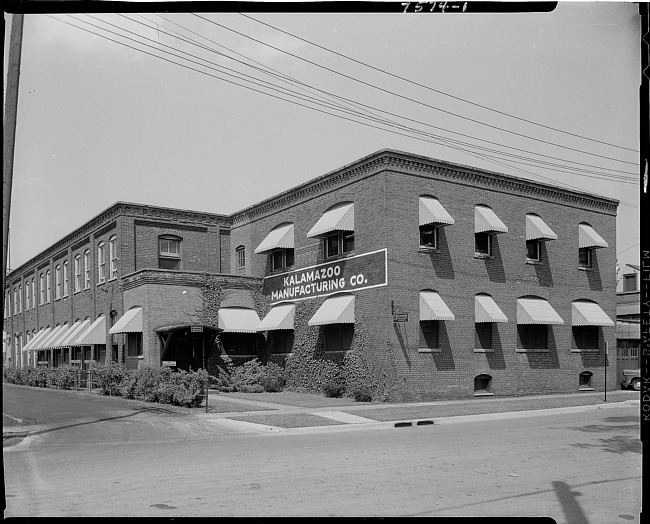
[258,362,286,392]
[228,359,286,393]
[321,371,346,398]
[50,365,77,390]
[352,387,373,403]
[90,362,129,396]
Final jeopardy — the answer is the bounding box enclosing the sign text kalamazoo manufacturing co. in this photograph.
[263,249,387,303]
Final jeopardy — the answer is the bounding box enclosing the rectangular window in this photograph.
[324,324,354,351]
[109,237,118,280]
[572,326,599,350]
[14,288,18,314]
[31,278,35,309]
[46,271,51,303]
[578,247,592,268]
[97,244,106,283]
[419,321,439,350]
[84,251,91,289]
[325,232,354,258]
[270,331,294,354]
[24,282,30,310]
[158,236,182,271]
[517,325,547,350]
[342,232,355,253]
[236,247,246,270]
[55,266,61,299]
[526,240,541,261]
[63,262,69,296]
[475,233,491,256]
[221,333,257,356]
[475,323,492,350]
[419,225,438,249]
[271,248,295,271]
[326,233,339,258]
[40,274,46,304]
[126,333,143,357]
[4,294,8,319]
[623,274,637,292]
[74,256,81,292]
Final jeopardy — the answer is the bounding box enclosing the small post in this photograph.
[205,377,209,413]
[604,341,607,402]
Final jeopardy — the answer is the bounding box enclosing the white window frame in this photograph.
[84,250,91,289]
[31,278,35,309]
[109,236,118,280]
[40,273,46,305]
[14,287,19,315]
[97,243,106,284]
[236,246,246,270]
[526,239,541,262]
[46,270,51,303]
[325,231,355,258]
[55,265,62,300]
[63,261,69,297]
[475,232,492,256]
[74,255,81,292]
[578,247,592,269]
[4,293,9,319]
[419,224,438,250]
[24,281,30,310]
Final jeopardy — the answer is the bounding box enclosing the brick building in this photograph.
[4,149,618,401]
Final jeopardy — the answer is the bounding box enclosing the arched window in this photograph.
[236,245,246,274]
[63,261,69,297]
[55,265,62,299]
[84,250,91,289]
[39,273,46,304]
[109,236,118,279]
[74,255,81,292]
[158,235,182,270]
[97,242,106,283]
[474,374,493,395]
[31,278,35,309]
[24,281,30,310]
[46,270,51,303]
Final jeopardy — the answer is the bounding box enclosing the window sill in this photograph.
[108,277,117,282]
[570,348,600,353]
[474,253,493,260]
[516,348,549,353]
[474,391,494,397]
[418,348,441,353]
[97,281,106,286]
[577,266,593,271]
[578,387,595,392]
[474,348,494,353]
[325,251,355,262]
[126,355,144,359]
[418,246,438,254]
[525,259,542,265]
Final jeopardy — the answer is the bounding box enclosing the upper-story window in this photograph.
[74,255,81,292]
[109,236,118,279]
[525,214,557,263]
[254,223,295,272]
[158,235,182,270]
[4,292,9,319]
[474,205,508,257]
[307,202,355,259]
[31,277,35,309]
[97,242,106,283]
[578,223,607,269]
[46,270,51,303]
[623,274,637,292]
[84,250,91,289]
[236,245,246,274]
[25,281,31,310]
[419,196,454,250]
[55,265,62,300]
[39,273,46,305]
[63,261,69,297]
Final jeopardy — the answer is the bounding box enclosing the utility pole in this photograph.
[3,14,24,289]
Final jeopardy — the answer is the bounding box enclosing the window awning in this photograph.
[578,224,608,249]
[257,303,295,331]
[307,203,354,238]
[419,291,455,321]
[517,298,564,325]
[46,323,72,349]
[255,223,295,254]
[572,301,614,327]
[308,294,355,326]
[57,319,91,347]
[475,206,508,234]
[419,197,454,226]
[218,308,261,333]
[72,315,107,346]
[475,295,508,323]
[22,328,47,352]
[33,325,65,351]
[526,215,557,241]
[109,307,143,334]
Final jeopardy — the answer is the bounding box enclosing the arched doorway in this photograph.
[156,325,222,372]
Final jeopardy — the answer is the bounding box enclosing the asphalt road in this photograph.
[3,386,642,520]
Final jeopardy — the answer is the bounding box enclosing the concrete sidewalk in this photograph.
[197,389,640,434]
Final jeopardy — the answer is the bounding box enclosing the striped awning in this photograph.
[46,323,71,349]
[475,206,508,234]
[72,315,107,346]
[257,303,295,331]
[307,203,354,238]
[572,301,614,327]
[109,307,143,334]
[578,224,608,249]
[419,197,455,226]
[22,328,48,352]
[517,298,564,325]
[419,291,455,321]
[475,295,508,323]
[218,308,261,333]
[308,294,355,326]
[255,223,295,254]
[33,325,64,350]
[526,215,557,241]
[56,318,91,347]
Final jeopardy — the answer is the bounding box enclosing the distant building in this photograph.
[616,263,640,386]
[4,149,618,401]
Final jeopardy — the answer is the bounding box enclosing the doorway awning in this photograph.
[475,206,508,234]
[218,308,261,333]
[578,224,608,249]
[419,291,455,321]
[258,303,295,331]
[419,197,455,226]
[572,301,614,327]
[255,223,295,254]
[307,203,354,238]
[72,315,107,346]
[526,215,557,241]
[517,298,564,325]
[109,307,143,334]
[475,295,508,323]
[308,294,355,326]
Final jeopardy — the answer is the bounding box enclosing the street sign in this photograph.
[191,326,203,332]
[162,360,176,367]
[393,313,409,322]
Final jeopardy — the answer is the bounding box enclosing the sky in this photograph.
[4,3,641,274]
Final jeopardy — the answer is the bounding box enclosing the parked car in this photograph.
[621,369,641,391]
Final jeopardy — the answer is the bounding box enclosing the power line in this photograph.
[239,13,639,155]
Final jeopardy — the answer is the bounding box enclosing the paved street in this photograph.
[3,386,641,520]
